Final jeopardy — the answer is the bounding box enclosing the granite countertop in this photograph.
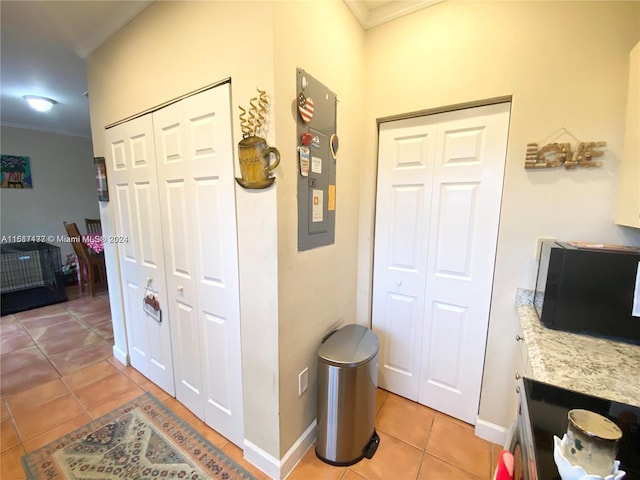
[516,288,640,408]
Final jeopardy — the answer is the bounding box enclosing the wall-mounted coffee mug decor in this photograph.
[525,127,605,169]
[235,89,280,189]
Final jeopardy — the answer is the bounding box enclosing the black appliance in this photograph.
[534,241,640,344]
[508,377,640,480]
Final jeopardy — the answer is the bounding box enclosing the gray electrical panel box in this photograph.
[296,68,337,251]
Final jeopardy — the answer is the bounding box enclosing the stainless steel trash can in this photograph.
[316,324,380,465]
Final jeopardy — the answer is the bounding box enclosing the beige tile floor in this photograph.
[291,391,501,480]
[1,286,501,479]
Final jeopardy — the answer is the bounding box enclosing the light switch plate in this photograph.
[298,367,309,396]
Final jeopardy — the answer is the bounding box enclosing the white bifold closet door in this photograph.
[153,85,243,447]
[372,102,510,424]
[106,114,175,396]
[106,83,243,446]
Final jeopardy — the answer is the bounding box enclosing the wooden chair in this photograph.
[63,221,106,297]
[85,218,102,234]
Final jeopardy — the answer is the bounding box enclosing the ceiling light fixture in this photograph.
[23,95,56,112]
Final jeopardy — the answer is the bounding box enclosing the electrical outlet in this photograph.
[298,367,309,396]
[535,237,556,261]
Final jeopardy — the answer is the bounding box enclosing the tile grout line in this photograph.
[7,295,116,446]
[59,372,95,422]
[414,451,427,479]
[422,451,488,480]
[375,393,497,480]
[3,400,25,449]
[64,299,114,343]
[13,314,64,380]
[413,413,437,478]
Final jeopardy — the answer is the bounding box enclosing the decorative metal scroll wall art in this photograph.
[235,89,281,189]
[525,127,606,170]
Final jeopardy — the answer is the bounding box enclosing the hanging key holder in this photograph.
[143,278,162,323]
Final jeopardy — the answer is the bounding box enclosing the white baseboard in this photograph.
[243,439,280,480]
[112,344,128,366]
[243,420,317,480]
[475,417,507,446]
[280,420,316,479]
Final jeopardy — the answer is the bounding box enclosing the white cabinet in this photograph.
[615,41,640,228]
[106,83,244,446]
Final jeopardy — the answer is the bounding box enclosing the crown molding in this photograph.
[344,0,445,30]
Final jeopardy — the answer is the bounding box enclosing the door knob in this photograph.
[515,334,523,341]
[177,285,184,292]
[396,280,402,286]
[146,276,153,283]
[515,373,521,380]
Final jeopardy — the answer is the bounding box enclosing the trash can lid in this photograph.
[318,324,379,367]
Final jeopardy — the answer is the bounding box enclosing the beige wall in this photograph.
[358,1,640,434]
[0,126,99,259]
[273,1,366,454]
[88,0,367,462]
[86,0,281,459]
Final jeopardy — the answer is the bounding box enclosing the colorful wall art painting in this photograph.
[1,154,33,188]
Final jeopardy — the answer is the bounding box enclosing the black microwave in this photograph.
[534,241,640,344]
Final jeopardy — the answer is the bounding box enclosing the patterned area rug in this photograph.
[21,392,257,480]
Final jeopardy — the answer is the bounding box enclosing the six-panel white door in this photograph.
[106,116,175,395]
[371,118,436,399]
[153,84,244,446]
[372,103,510,424]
